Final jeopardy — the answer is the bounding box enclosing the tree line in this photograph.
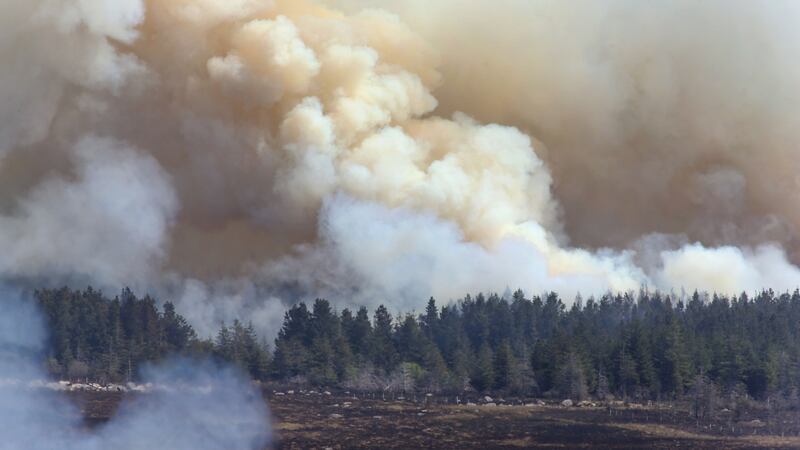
[31,286,800,404]
[33,286,270,383]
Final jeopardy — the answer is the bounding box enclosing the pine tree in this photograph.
[558,352,588,401]
[309,336,338,385]
[372,305,398,373]
[471,343,495,392]
[617,342,638,400]
[493,340,514,390]
[421,297,439,340]
[346,306,373,360]
[394,314,426,364]
[162,301,195,353]
[215,323,233,361]
[660,318,692,397]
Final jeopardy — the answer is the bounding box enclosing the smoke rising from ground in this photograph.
[0,287,271,450]
[3,0,800,338]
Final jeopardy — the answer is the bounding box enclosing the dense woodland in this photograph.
[34,287,270,383]
[32,286,800,406]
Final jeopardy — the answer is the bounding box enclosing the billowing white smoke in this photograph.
[260,194,641,309]
[0,287,271,450]
[657,244,800,295]
[2,0,800,339]
[0,136,177,287]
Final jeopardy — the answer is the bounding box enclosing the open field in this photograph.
[66,388,800,449]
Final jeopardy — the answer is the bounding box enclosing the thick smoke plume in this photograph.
[333,1,800,250]
[3,0,800,338]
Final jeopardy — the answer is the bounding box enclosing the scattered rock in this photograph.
[485,402,497,407]
[561,399,574,407]
[743,419,766,428]
[329,413,343,419]
[324,391,332,396]
[484,395,493,403]
[287,390,294,395]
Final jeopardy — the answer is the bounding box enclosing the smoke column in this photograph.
[3,0,800,339]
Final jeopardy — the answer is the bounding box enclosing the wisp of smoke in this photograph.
[3,0,800,336]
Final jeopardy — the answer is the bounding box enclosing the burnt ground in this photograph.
[66,390,125,428]
[267,392,800,449]
[67,389,800,449]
